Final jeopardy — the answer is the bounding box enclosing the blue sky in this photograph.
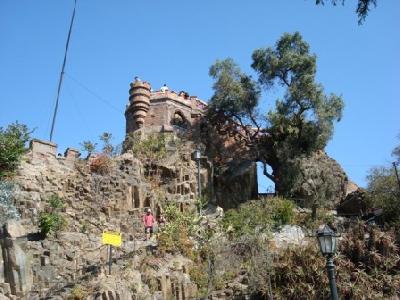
[0,0,399,190]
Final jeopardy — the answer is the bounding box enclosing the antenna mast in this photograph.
[49,0,77,142]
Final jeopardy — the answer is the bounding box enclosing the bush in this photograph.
[89,154,112,175]
[270,223,400,299]
[38,195,66,236]
[129,132,167,162]
[222,197,294,237]
[0,181,20,225]
[366,165,400,225]
[68,285,86,300]
[0,122,31,178]
[157,203,197,257]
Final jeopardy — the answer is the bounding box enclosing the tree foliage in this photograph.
[99,132,114,155]
[0,181,20,225]
[0,122,31,178]
[316,0,377,24]
[366,141,400,224]
[207,32,344,196]
[80,140,97,156]
[38,195,66,237]
[222,197,294,237]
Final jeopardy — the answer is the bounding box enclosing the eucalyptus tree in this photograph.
[207,32,344,201]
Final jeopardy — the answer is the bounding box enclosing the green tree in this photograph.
[207,32,344,197]
[316,0,377,24]
[0,122,31,178]
[99,132,114,155]
[80,140,97,157]
[366,142,400,224]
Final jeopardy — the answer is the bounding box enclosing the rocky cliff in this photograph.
[0,139,207,299]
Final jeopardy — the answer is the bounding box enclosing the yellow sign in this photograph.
[102,231,122,247]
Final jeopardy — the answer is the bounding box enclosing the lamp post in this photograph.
[316,224,339,300]
[193,148,202,215]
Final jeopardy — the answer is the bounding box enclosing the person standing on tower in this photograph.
[160,84,169,92]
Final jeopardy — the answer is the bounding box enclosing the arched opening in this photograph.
[171,111,188,129]
[257,161,275,198]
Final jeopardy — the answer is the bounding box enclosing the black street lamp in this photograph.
[193,148,202,214]
[316,224,339,300]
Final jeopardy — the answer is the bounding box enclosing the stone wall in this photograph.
[0,139,205,299]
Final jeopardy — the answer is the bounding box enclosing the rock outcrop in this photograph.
[0,139,204,299]
[281,150,348,208]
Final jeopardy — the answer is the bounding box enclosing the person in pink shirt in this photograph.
[143,208,156,240]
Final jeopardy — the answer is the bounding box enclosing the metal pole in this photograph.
[108,245,112,275]
[392,162,400,193]
[50,0,77,141]
[326,255,338,300]
[197,158,201,215]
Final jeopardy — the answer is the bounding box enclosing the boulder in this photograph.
[281,151,348,208]
[0,223,32,296]
[270,225,307,250]
[337,188,367,216]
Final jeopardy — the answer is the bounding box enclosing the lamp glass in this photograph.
[317,225,336,255]
[194,149,201,160]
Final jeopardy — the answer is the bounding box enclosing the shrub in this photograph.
[38,195,66,236]
[270,196,295,227]
[222,197,294,237]
[129,132,167,162]
[0,181,20,225]
[366,165,400,225]
[38,212,66,236]
[68,285,86,300]
[80,140,97,157]
[89,154,112,175]
[157,203,197,257]
[267,223,400,299]
[189,263,209,297]
[0,122,31,178]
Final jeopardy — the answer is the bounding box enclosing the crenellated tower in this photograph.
[125,79,151,133]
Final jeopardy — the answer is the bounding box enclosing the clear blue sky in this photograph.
[0,1,399,190]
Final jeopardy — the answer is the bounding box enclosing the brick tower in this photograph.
[125,79,151,133]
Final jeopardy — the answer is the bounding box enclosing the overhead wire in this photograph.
[64,80,93,136]
[64,72,123,114]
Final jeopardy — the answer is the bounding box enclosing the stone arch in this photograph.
[171,110,188,129]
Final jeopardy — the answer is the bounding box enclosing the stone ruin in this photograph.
[0,78,259,299]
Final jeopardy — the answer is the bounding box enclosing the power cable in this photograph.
[49,0,77,142]
[64,80,93,136]
[64,72,123,113]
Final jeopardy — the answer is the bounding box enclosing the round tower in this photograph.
[125,80,151,133]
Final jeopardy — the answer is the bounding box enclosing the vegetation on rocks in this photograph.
[366,141,400,225]
[129,132,167,162]
[157,203,197,257]
[38,195,66,237]
[270,222,400,299]
[0,122,31,178]
[0,181,20,225]
[89,154,112,175]
[222,197,294,236]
